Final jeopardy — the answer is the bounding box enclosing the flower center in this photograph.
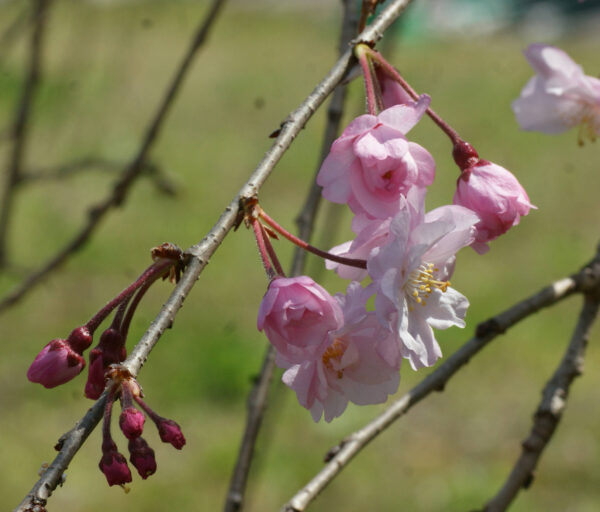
[404,262,450,310]
[321,339,346,379]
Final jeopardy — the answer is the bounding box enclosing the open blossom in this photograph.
[317,97,435,219]
[257,276,343,364]
[279,282,399,422]
[326,187,426,281]
[368,201,479,370]
[512,43,600,140]
[453,160,534,254]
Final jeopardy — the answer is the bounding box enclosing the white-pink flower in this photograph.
[279,282,399,422]
[512,43,600,140]
[453,160,534,254]
[317,97,435,219]
[257,276,343,365]
[368,201,479,370]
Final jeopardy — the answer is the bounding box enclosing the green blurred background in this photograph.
[1,1,599,510]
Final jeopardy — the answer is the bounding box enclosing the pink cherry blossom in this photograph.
[368,201,479,370]
[27,338,86,388]
[376,68,414,108]
[453,160,534,254]
[326,187,426,280]
[279,282,399,422]
[317,97,435,219]
[257,276,343,364]
[512,43,600,140]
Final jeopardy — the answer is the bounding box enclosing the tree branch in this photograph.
[0,0,50,268]
[482,289,600,511]
[280,249,600,512]
[223,2,359,511]
[19,156,177,196]
[13,1,416,509]
[0,0,227,313]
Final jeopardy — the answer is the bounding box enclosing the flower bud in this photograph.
[27,339,85,388]
[119,407,145,440]
[157,418,186,449]
[99,440,132,486]
[128,437,157,479]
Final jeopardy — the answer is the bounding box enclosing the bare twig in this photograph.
[19,156,177,196]
[0,0,227,313]
[280,251,600,512]
[14,1,416,509]
[223,3,359,511]
[482,289,600,511]
[0,0,50,268]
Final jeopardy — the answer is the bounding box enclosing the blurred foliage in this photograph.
[1,1,599,511]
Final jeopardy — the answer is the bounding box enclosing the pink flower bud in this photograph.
[99,440,132,486]
[128,437,156,479]
[119,407,145,439]
[27,339,85,388]
[453,161,534,253]
[257,276,344,364]
[157,418,186,449]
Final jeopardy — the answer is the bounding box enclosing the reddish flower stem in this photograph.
[251,217,277,280]
[259,210,367,270]
[101,386,117,444]
[360,45,463,145]
[120,266,171,340]
[259,223,286,277]
[133,395,162,424]
[356,46,382,115]
[85,260,172,334]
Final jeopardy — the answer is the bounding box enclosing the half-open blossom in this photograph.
[368,200,479,370]
[27,339,86,388]
[257,276,343,364]
[512,43,600,141]
[376,68,414,109]
[99,440,132,486]
[453,160,533,253]
[128,437,157,479]
[317,97,435,219]
[280,282,399,422]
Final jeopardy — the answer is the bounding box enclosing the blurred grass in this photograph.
[1,1,600,511]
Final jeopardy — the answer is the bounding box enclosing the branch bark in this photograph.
[482,288,600,511]
[13,1,417,509]
[223,2,359,511]
[0,0,50,268]
[280,250,600,512]
[0,0,226,313]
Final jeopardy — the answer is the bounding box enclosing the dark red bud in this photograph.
[67,326,93,353]
[452,140,480,171]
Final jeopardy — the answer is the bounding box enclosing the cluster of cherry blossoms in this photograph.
[252,44,535,422]
[27,244,186,487]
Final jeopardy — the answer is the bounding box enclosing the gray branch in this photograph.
[482,288,600,511]
[280,250,600,512]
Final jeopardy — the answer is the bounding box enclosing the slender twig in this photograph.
[0,0,227,313]
[482,290,600,511]
[14,1,416,509]
[280,250,600,512]
[19,157,177,196]
[0,0,50,268]
[223,3,359,511]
